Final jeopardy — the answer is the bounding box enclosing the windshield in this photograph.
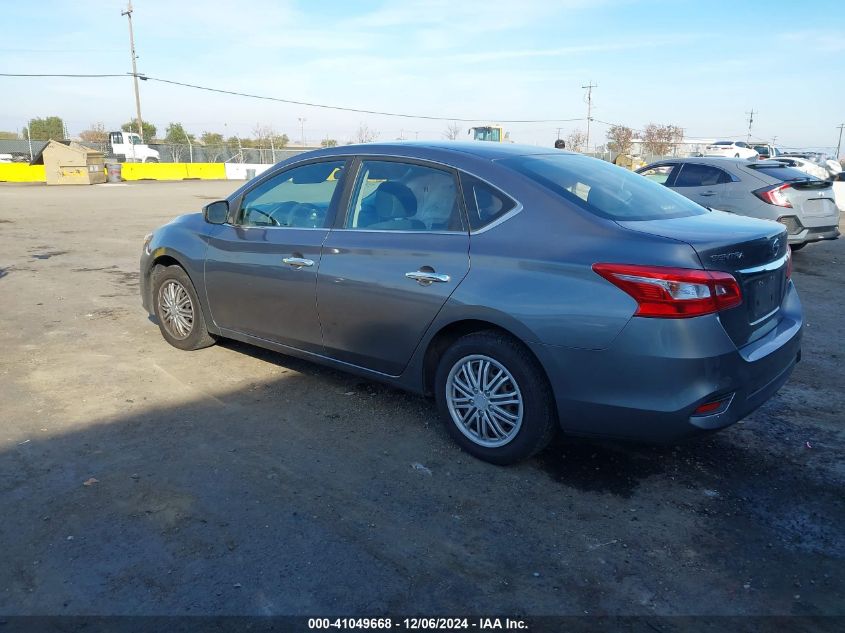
[473,128,501,142]
[502,153,708,221]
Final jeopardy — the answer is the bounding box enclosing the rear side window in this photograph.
[673,163,730,187]
[460,174,516,230]
[345,160,464,231]
[502,153,707,221]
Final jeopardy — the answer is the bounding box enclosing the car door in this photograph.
[670,162,728,209]
[316,158,470,376]
[203,159,348,353]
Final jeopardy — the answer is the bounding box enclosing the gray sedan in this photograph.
[637,157,840,249]
[140,143,802,464]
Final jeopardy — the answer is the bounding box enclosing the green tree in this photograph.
[121,120,157,141]
[24,116,65,140]
[200,132,224,145]
[0,131,18,140]
[163,123,195,162]
[320,138,338,148]
[273,133,290,148]
[164,122,194,143]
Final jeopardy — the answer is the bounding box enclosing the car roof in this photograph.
[292,141,563,163]
[645,156,753,167]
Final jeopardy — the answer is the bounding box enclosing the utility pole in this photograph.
[121,1,145,141]
[745,109,757,143]
[582,81,597,152]
[836,124,844,159]
[556,127,562,140]
[298,117,306,146]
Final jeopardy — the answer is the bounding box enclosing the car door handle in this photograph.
[405,271,450,285]
[699,191,717,197]
[282,257,314,268]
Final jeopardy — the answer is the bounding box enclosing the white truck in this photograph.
[108,130,159,163]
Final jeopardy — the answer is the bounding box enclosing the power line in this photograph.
[0,72,587,124]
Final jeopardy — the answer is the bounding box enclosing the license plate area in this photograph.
[746,270,782,324]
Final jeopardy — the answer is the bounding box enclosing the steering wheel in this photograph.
[289,203,323,227]
[244,206,280,227]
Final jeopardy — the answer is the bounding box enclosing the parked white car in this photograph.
[0,154,13,163]
[764,157,831,181]
[704,141,759,159]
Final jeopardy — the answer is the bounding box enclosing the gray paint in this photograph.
[141,142,804,442]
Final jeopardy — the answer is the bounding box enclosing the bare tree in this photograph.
[606,125,634,156]
[79,122,108,144]
[443,121,461,140]
[356,123,378,143]
[642,124,684,156]
[567,129,588,153]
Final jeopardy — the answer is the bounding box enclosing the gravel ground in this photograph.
[0,181,842,618]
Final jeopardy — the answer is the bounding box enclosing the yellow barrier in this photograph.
[121,163,226,181]
[0,163,229,183]
[0,164,47,182]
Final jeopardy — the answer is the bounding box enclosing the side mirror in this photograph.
[203,200,229,224]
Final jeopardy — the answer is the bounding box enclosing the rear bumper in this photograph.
[789,225,839,245]
[780,215,840,244]
[531,282,803,442]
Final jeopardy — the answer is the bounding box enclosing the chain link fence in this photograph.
[0,139,309,164]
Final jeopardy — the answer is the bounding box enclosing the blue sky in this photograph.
[1,0,842,150]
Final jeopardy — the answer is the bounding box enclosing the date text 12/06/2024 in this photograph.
[307,618,528,630]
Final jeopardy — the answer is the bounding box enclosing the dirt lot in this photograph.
[0,181,842,618]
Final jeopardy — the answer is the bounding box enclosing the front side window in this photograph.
[503,153,707,221]
[673,163,728,187]
[238,160,345,228]
[345,160,464,231]
[638,164,676,185]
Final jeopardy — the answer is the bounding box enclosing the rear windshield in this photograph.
[501,153,707,221]
[748,164,822,182]
[713,141,732,145]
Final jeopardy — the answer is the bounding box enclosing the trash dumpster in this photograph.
[31,140,107,185]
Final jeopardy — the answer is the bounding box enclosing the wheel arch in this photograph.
[145,251,207,321]
[420,317,550,398]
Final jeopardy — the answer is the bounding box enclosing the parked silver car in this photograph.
[638,157,840,249]
[141,143,802,464]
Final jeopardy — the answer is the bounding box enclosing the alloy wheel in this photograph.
[445,354,524,448]
[158,280,194,340]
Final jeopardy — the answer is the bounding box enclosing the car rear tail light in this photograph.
[693,395,732,416]
[592,263,742,318]
[753,183,793,207]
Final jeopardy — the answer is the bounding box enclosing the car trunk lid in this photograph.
[616,212,790,347]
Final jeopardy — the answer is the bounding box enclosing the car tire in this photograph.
[434,330,557,465]
[152,265,216,351]
[145,158,159,163]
